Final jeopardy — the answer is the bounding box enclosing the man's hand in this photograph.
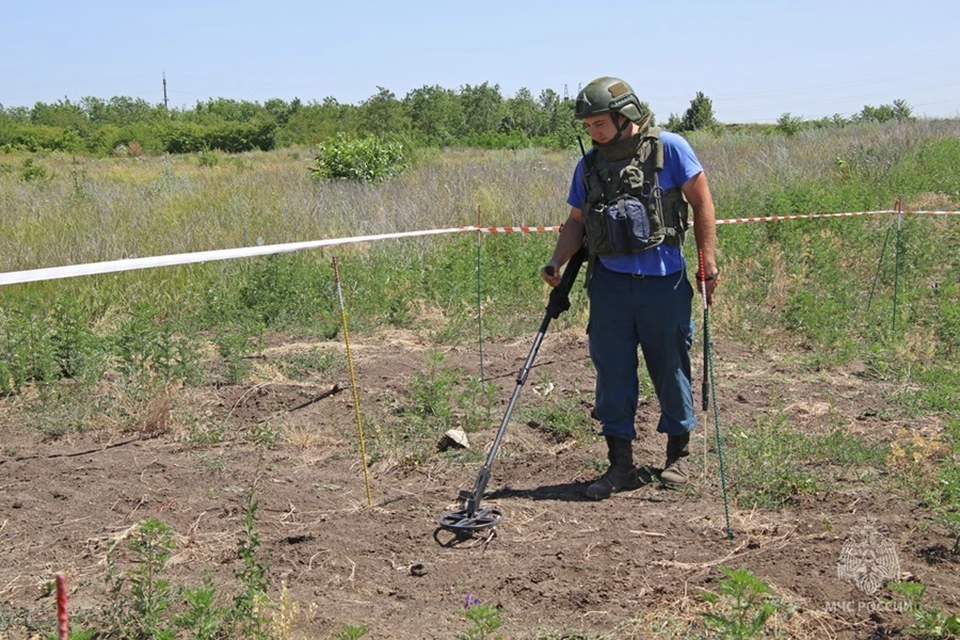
[695,270,720,306]
[683,171,719,307]
[541,262,561,287]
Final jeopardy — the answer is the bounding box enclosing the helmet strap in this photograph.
[610,113,630,144]
[594,114,651,160]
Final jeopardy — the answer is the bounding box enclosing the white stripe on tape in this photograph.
[0,225,478,287]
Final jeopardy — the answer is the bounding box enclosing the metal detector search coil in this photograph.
[437,248,586,537]
[437,506,502,534]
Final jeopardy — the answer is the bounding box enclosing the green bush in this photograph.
[161,121,275,154]
[197,148,219,167]
[776,112,804,136]
[19,157,48,181]
[0,123,84,152]
[205,120,276,153]
[162,122,206,154]
[311,133,408,182]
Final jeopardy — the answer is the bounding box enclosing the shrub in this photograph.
[197,148,219,167]
[19,157,47,181]
[776,112,804,136]
[311,133,408,182]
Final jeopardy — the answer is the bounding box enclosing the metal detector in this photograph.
[437,247,587,536]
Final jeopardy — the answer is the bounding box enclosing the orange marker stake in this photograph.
[56,573,68,640]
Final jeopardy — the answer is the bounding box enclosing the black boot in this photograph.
[586,436,640,500]
[661,432,691,486]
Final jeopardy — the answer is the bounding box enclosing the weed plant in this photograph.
[888,581,960,639]
[89,491,274,639]
[699,566,791,639]
[104,518,177,639]
[333,624,370,639]
[458,596,503,640]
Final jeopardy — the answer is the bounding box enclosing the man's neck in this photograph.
[595,131,642,161]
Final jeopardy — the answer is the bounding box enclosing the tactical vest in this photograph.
[581,127,689,258]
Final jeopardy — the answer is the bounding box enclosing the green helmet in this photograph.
[574,77,645,123]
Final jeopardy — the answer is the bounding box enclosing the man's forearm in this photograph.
[683,173,718,275]
[692,202,718,275]
[548,214,586,268]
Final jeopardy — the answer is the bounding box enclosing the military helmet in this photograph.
[574,77,645,123]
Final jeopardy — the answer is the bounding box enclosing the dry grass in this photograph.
[0,147,572,274]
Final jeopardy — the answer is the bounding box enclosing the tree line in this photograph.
[0,83,916,156]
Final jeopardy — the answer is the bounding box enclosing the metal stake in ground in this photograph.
[333,256,373,507]
[475,205,486,384]
[892,196,904,338]
[438,247,586,536]
[699,251,709,412]
[699,251,711,480]
[699,250,733,540]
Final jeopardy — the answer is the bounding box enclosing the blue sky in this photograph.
[2,0,958,123]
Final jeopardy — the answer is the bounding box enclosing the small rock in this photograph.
[410,563,427,577]
[438,429,469,451]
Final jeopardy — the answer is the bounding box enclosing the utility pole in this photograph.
[163,72,169,109]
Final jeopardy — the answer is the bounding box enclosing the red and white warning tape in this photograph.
[712,210,895,225]
[1,211,956,287]
[712,209,960,224]
[479,225,562,233]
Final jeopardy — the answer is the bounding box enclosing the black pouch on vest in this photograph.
[604,195,651,254]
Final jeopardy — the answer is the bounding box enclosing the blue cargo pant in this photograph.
[587,263,696,441]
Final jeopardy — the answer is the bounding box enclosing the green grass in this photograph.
[725,415,890,509]
[519,389,594,441]
[364,351,502,466]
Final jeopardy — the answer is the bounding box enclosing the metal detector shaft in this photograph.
[462,248,586,518]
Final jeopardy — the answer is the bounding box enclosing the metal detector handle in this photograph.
[545,247,587,320]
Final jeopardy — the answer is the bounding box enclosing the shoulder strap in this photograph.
[623,127,663,173]
[641,127,664,171]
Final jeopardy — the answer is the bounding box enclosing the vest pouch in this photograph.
[660,187,689,246]
[605,195,651,254]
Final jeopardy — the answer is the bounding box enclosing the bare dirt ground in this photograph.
[1,330,958,639]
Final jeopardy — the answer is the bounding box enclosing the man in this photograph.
[541,76,719,500]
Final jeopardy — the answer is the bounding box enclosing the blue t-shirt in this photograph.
[567,131,702,276]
